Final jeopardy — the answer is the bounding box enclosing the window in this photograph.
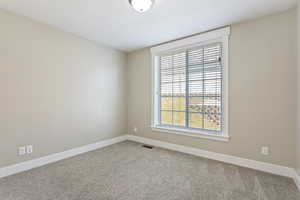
[151,27,230,141]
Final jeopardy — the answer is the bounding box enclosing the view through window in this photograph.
[159,43,222,133]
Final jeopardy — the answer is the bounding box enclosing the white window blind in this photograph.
[159,43,223,133]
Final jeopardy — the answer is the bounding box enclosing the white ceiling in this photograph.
[0,0,297,52]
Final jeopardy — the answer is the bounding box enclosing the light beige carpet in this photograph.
[0,141,299,200]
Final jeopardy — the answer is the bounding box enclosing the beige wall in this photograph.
[0,10,127,168]
[128,9,297,167]
[0,7,297,170]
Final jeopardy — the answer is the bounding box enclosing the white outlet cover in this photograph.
[261,147,269,155]
[26,145,33,154]
[134,127,138,133]
[18,146,26,156]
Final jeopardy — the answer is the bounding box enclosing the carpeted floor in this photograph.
[0,141,299,200]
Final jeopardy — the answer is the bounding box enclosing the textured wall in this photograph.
[128,9,297,167]
[0,10,127,168]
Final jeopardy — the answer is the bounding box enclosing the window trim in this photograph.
[151,27,230,141]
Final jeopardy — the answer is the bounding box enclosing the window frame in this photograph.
[151,27,230,142]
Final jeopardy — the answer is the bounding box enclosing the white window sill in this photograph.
[151,126,230,142]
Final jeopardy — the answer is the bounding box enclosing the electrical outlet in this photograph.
[18,146,26,156]
[261,146,269,155]
[134,127,138,133]
[26,145,33,154]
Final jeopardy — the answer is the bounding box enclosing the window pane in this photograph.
[204,63,221,80]
[204,79,221,95]
[173,80,185,95]
[189,97,203,112]
[161,55,172,69]
[173,68,186,82]
[189,113,203,129]
[188,48,204,66]
[173,96,185,111]
[203,97,221,113]
[203,96,221,131]
[204,114,221,131]
[161,83,172,95]
[160,70,172,83]
[189,80,203,95]
[173,112,185,126]
[161,111,172,125]
[204,45,221,63]
[189,67,204,81]
[161,97,172,110]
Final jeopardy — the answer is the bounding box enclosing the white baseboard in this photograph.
[127,135,294,178]
[0,135,127,179]
[1,134,299,192]
[293,169,300,191]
